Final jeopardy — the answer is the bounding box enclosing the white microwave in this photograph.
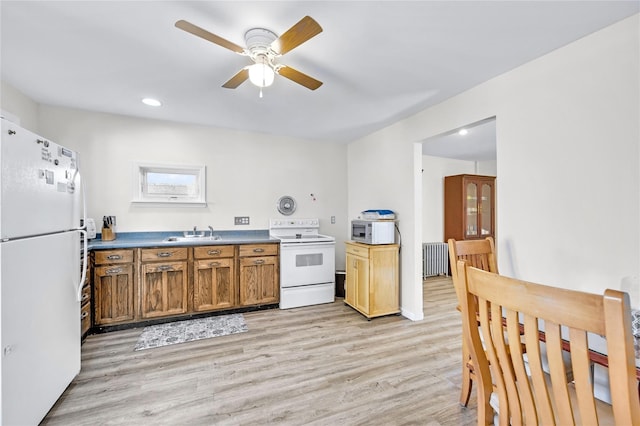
[351,220,395,245]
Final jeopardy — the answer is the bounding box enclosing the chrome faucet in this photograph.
[193,226,197,236]
[208,225,214,237]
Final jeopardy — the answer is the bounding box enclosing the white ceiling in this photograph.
[1,1,638,147]
[423,117,496,161]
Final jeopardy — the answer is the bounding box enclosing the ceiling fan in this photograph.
[175,16,323,95]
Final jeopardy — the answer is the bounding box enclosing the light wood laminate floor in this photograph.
[42,277,477,425]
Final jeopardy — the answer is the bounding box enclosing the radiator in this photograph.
[422,242,449,277]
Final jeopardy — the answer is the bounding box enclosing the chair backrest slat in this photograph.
[457,260,640,425]
[569,328,598,424]
[545,323,574,424]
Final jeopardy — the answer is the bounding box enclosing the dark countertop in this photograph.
[88,230,279,250]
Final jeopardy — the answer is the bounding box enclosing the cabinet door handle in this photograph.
[105,267,123,275]
[207,250,221,255]
[156,265,174,272]
[208,261,221,267]
[106,254,122,260]
[253,248,265,253]
[254,259,265,265]
[156,252,173,258]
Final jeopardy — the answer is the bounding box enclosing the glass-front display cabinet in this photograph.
[444,174,495,241]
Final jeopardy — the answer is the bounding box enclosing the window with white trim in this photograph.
[132,162,206,206]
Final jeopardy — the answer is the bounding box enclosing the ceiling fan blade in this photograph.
[175,20,245,54]
[222,68,249,89]
[277,66,323,90]
[271,16,322,56]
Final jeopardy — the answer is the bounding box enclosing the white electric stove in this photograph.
[269,219,336,309]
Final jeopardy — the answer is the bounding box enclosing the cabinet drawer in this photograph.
[80,282,91,305]
[94,263,133,277]
[142,261,187,273]
[194,245,235,259]
[346,243,369,258]
[140,247,188,262]
[94,249,134,265]
[81,302,91,334]
[239,244,278,257]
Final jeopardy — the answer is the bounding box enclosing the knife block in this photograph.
[101,227,115,241]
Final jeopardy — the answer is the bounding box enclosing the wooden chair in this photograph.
[457,260,640,425]
[448,237,498,407]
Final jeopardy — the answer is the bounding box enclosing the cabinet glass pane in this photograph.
[481,183,492,236]
[465,182,478,237]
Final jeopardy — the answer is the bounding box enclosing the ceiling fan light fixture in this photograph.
[248,62,275,88]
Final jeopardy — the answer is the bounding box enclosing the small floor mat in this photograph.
[134,313,248,351]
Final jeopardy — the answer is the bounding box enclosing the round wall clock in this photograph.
[276,195,297,215]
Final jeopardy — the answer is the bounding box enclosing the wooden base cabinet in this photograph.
[140,248,188,319]
[193,245,236,312]
[89,242,281,332]
[239,244,279,306]
[81,250,92,338]
[93,249,135,325]
[345,242,399,319]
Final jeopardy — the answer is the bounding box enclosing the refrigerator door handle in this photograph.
[77,229,88,302]
[72,167,87,231]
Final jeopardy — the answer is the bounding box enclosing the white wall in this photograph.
[0,81,39,131]
[349,14,640,320]
[1,96,349,269]
[347,125,424,319]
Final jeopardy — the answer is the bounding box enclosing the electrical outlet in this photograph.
[234,216,250,225]
[331,216,336,224]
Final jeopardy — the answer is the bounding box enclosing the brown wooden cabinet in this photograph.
[345,242,399,319]
[80,250,92,337]
[238,244,279,306]
[139,247,188,319]
[444,174,496,241]
[93,249,135,325]
[193,245,236,312]
[88,242,280,332]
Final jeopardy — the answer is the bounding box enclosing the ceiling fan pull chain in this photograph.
[259,87,264,98]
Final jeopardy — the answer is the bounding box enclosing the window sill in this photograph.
[131,199,207,207]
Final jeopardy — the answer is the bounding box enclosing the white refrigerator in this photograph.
[0,117,86,425]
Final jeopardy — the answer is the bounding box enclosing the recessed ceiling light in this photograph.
[458,128,468,136]
[142,98,162,107]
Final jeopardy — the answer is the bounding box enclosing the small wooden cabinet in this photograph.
[345,242,400,319]
[93,249,135,325]
[139,247,188,319]
[193,245,236,312]
[444,174,496,241]
[238,244,279,306]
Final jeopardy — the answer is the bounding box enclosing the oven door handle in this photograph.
[280,241,335,248]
